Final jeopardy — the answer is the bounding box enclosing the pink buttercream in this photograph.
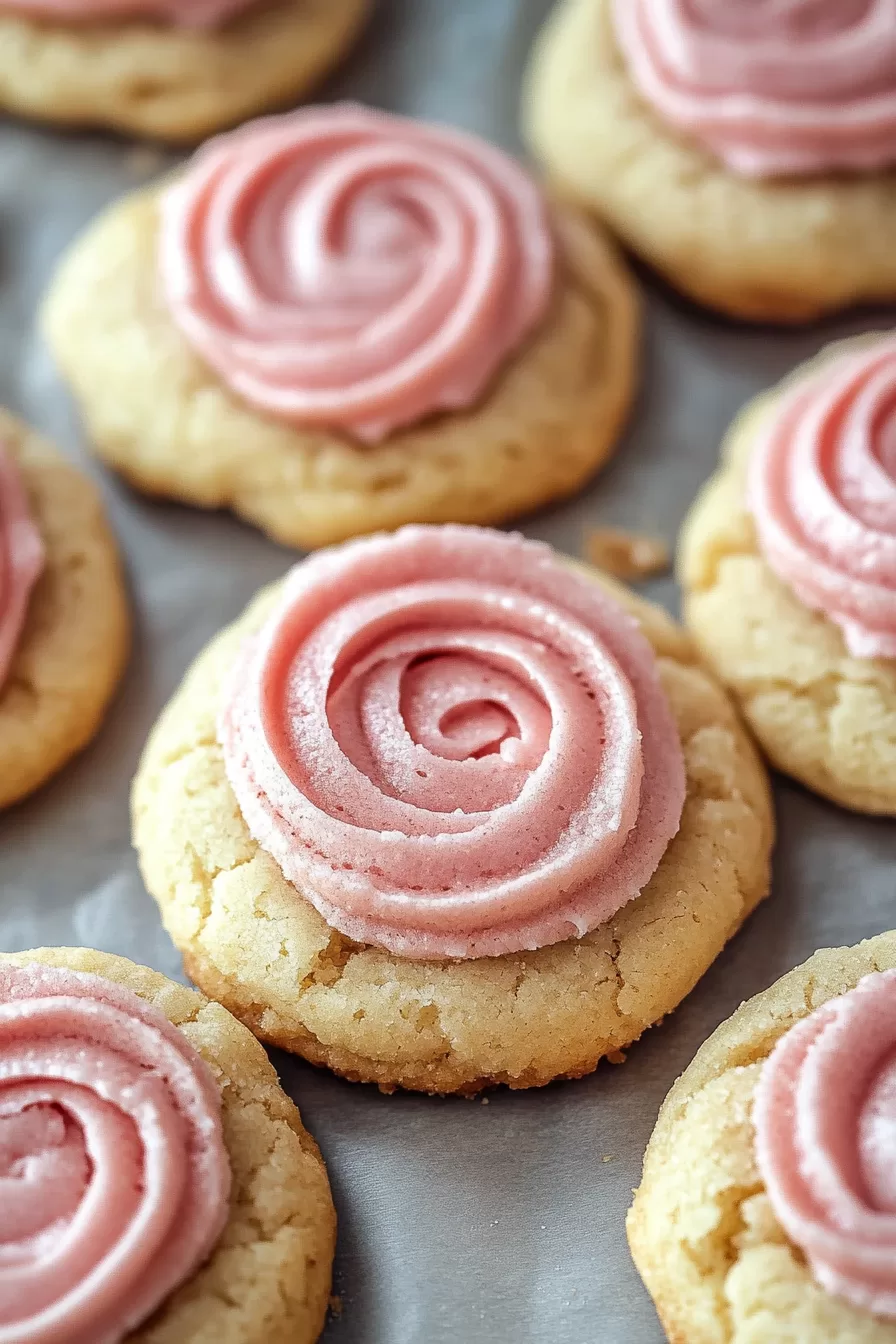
[160,103,555,442]
[749,339,896,660]
[754,970,896,1319]
[0,963,231,1344]
[612,0,896,178]
[0,447,44,694]
[219,525,686,959]
[0,0,254,27]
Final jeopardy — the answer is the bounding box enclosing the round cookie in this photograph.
[522,0,896,323]
[0,0,369,142]
[131,546,773,1096]
[678,335,896,816]
[627,932,896,1344]
[1,945,336,1344]
[41,112,638,552]
[0,408,129,810]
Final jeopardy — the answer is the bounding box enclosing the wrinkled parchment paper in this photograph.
[2,3,895,1340]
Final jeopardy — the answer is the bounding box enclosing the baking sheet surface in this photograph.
[1,4,895,1340]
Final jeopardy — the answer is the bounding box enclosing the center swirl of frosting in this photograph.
[749,339,896,659]
[0,447,44,695]
[754,970,896,1318]
[0,962,231,1344]
[0,0,255,27]
[220,526,685,959]
[612,0,896,177]
[160,103,555,442]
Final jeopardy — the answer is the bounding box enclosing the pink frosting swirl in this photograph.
[0,447,44,695]
[0,962,231,1344]
[160,103,555,442]
[220,526,685,959]
[754,970,896,1318]
[0,0,255,28]
[749,339,896,660]
[612,0,896,178]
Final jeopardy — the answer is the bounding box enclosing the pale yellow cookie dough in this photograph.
[678,336,896,815]
[41,184,639,550]
[0,409,129,810]
[0,0,368,141]
[131,562,773,1096]
[522,0,896,323]
[2,946,335,1344]
[627,932,896,1344]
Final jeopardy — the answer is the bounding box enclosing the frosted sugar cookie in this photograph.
[133,524,773,1094]
[524,0,896,322]
[43,103,639,549]
[0,0,368,140]
[629,933,896,1343]
[680,334,896,814]
[0,408,128,810]
[0,945,335,1343]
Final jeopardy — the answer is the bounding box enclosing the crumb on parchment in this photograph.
[584,528,670,581]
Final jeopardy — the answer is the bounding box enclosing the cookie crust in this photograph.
[132,564,773,1096]
[0,0,368,141]
[678,337,896,816]
[1,946,336,1344]
[42,186,639,550]
[0,409,129,810]
[627,932,896,1344]
[523,0,896,323]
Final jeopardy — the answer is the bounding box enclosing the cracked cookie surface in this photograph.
[522,0,896,323]
[132,564,773,1095]
[679,338,896,815]
[627,932,896,1344]
[42,187,638,550]
[0,0,368,141]
[0,409,129,810]
[1,946,335,1344]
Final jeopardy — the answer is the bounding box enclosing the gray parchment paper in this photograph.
[2,3,896,1341]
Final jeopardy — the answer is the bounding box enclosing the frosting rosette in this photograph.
[612,0,896,178]
[0,447,44,694]
[754,970,896,1318]
[0,962,231,1344]
[160,103,555,442]
[749,340,896,659]
[0,0,255,27]
[220,525,686,959]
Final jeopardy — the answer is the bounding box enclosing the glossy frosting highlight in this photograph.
[0,962,231,1344]
[754,970,896,1318]
[220,526,685,959]
[612,0,896,178]
[0,447,44,694]
[161,103,555,441]
[749,340,896,659]
[0,0,254,27]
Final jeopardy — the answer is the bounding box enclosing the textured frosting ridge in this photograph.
[749,339,896,659]
[754,970,896,1319]
[0,447,44,694]
[0,962,231,1344]
[612,0,896,178]
[0,0,254,27]
[220,526,685,959]
[160,103,554,442]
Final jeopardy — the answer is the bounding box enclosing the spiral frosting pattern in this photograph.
[749,340,896,659]
[0,0,254,27]
[160,104,555,442]
[0,963,231,1344]
[0,447,44,694]
[612,0,896,178]
[220,526,685,959]
[754,971,896,1318]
